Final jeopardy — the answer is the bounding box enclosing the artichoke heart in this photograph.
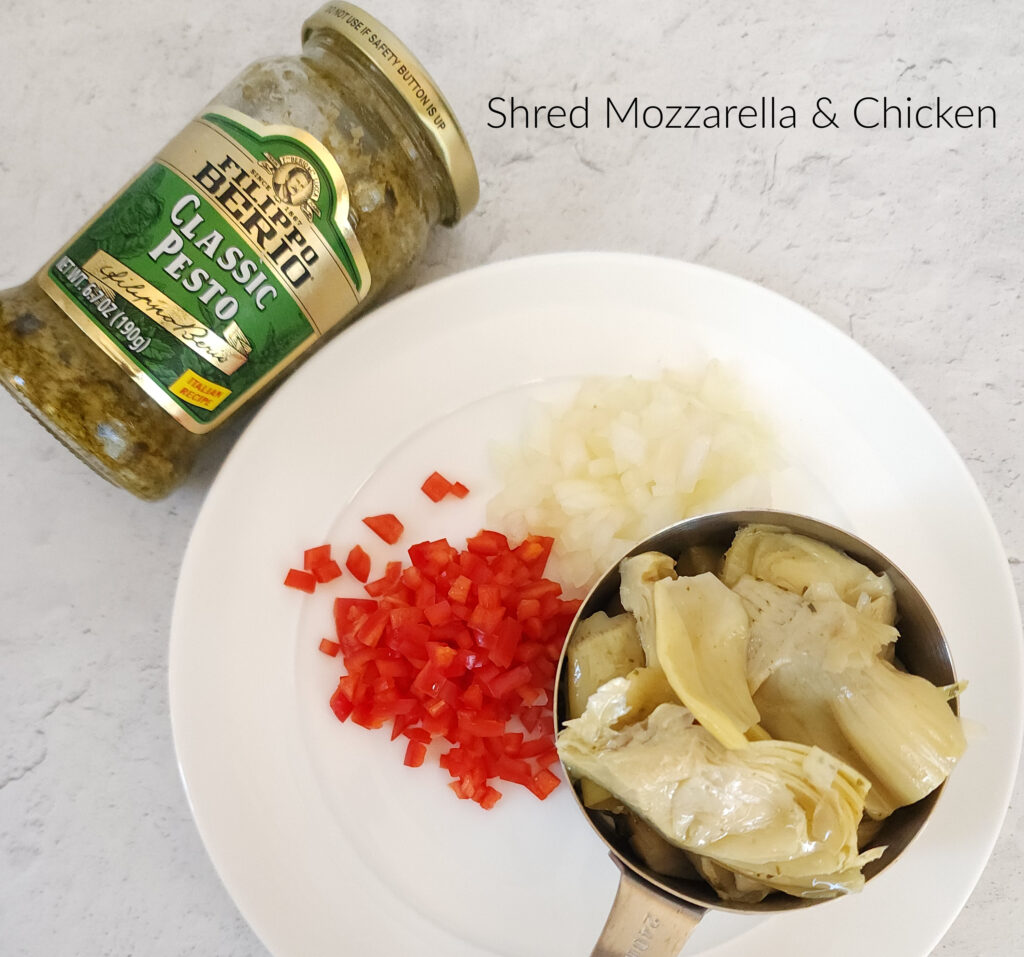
[733,574,962,817]
[565,610,651,810]
[561,524,966,904]
[722,525,897,625]
[832,659,967,807]
[566,611,645,720]
[619,551,678,667]
[733,575,897,693]
[653,573,760,749]
[556,699,880,897]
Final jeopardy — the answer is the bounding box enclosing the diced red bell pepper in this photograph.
[319,638,341,657]
[520,706,543,733]
[528,768,561,800]
[424,600,453,626]
[420,471,453,502]
[489,618,522,669]
[460,681,485,711]
[486,663,532,700]
[345,545,371,583]
[412,661,447,698]
[401,565,424,589]
[315,527,571,808]
[404,726,431,744]
[458,713,505,738]
[502,732,524,754]
[516,598,542,621]
[355,609,389,647]
[390,712,414,741]
[363,513,404,545]
[303,544,332,572]
[535,747,560,768]
[376,657,413,680]
[284,568,317,593]
[476,584,502,609]
[516,685,547,706]
[468,603,505,635]
[365,561,403,597]
[389,606,425,629]
[466,530,510,556]
[478,785,502,810]
[514,535,554,574]
[333,596,378,632]
[312,559,343,583]
[329,683,353,722]
[518,736,554,759]
[426,641,458,672]
[458,551,494,584]
[495,755,534,787]
[404,739,428,768]
[518,579,562,601]
[447,575,473,604]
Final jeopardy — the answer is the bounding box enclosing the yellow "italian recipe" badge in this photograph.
[169,370,232,411]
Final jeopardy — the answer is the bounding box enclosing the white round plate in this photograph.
[170,253,1022,957]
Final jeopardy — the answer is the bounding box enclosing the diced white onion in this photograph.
[487,366,777,592]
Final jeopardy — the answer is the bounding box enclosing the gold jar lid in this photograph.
[302,3,479,224]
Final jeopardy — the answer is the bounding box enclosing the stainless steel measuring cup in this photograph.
[553,509,961,957]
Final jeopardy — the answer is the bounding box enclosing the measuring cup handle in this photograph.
[590,856,705,957]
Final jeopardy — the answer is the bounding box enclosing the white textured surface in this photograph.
[0,1,1020,955]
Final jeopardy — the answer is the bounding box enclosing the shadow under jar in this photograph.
[0,3,477,500]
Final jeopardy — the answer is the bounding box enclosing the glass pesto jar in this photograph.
[0,3,478,500]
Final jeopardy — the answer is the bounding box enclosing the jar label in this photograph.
[37,107,370,432]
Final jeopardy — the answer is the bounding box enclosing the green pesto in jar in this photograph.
[0,3,477,500]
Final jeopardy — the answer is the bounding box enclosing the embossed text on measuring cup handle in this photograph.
[591,861,705,957]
